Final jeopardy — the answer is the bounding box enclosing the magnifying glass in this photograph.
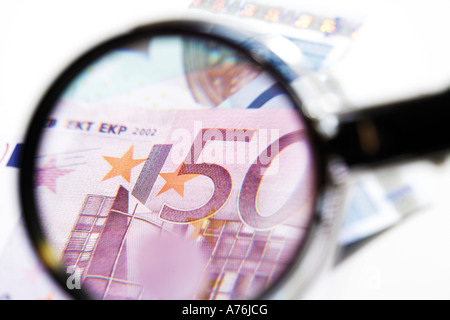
[20,19,450,300]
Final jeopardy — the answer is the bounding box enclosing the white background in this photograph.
[1,0,450,299]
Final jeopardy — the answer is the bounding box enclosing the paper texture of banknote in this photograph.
[0,139,66,299]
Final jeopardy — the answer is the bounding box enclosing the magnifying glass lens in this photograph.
[29,31,318,299]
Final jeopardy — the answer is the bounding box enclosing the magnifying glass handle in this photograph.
[326,87,450,166]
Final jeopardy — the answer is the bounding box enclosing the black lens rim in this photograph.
[19,19,327,300]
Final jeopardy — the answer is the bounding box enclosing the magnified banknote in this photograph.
[30,33,318,300]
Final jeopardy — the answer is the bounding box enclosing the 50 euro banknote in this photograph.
[33,95,317,300]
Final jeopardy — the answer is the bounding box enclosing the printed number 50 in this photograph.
[133,128,306,230]
[160,128,255,223]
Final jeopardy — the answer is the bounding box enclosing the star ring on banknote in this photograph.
[19,18,450,300]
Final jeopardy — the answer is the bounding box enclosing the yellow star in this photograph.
[157,165,199,197]
[188,207,230,244]
[189,219,209,241]
[206,218,229,234]
[102,146,146,183]
[188,206,217,240]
